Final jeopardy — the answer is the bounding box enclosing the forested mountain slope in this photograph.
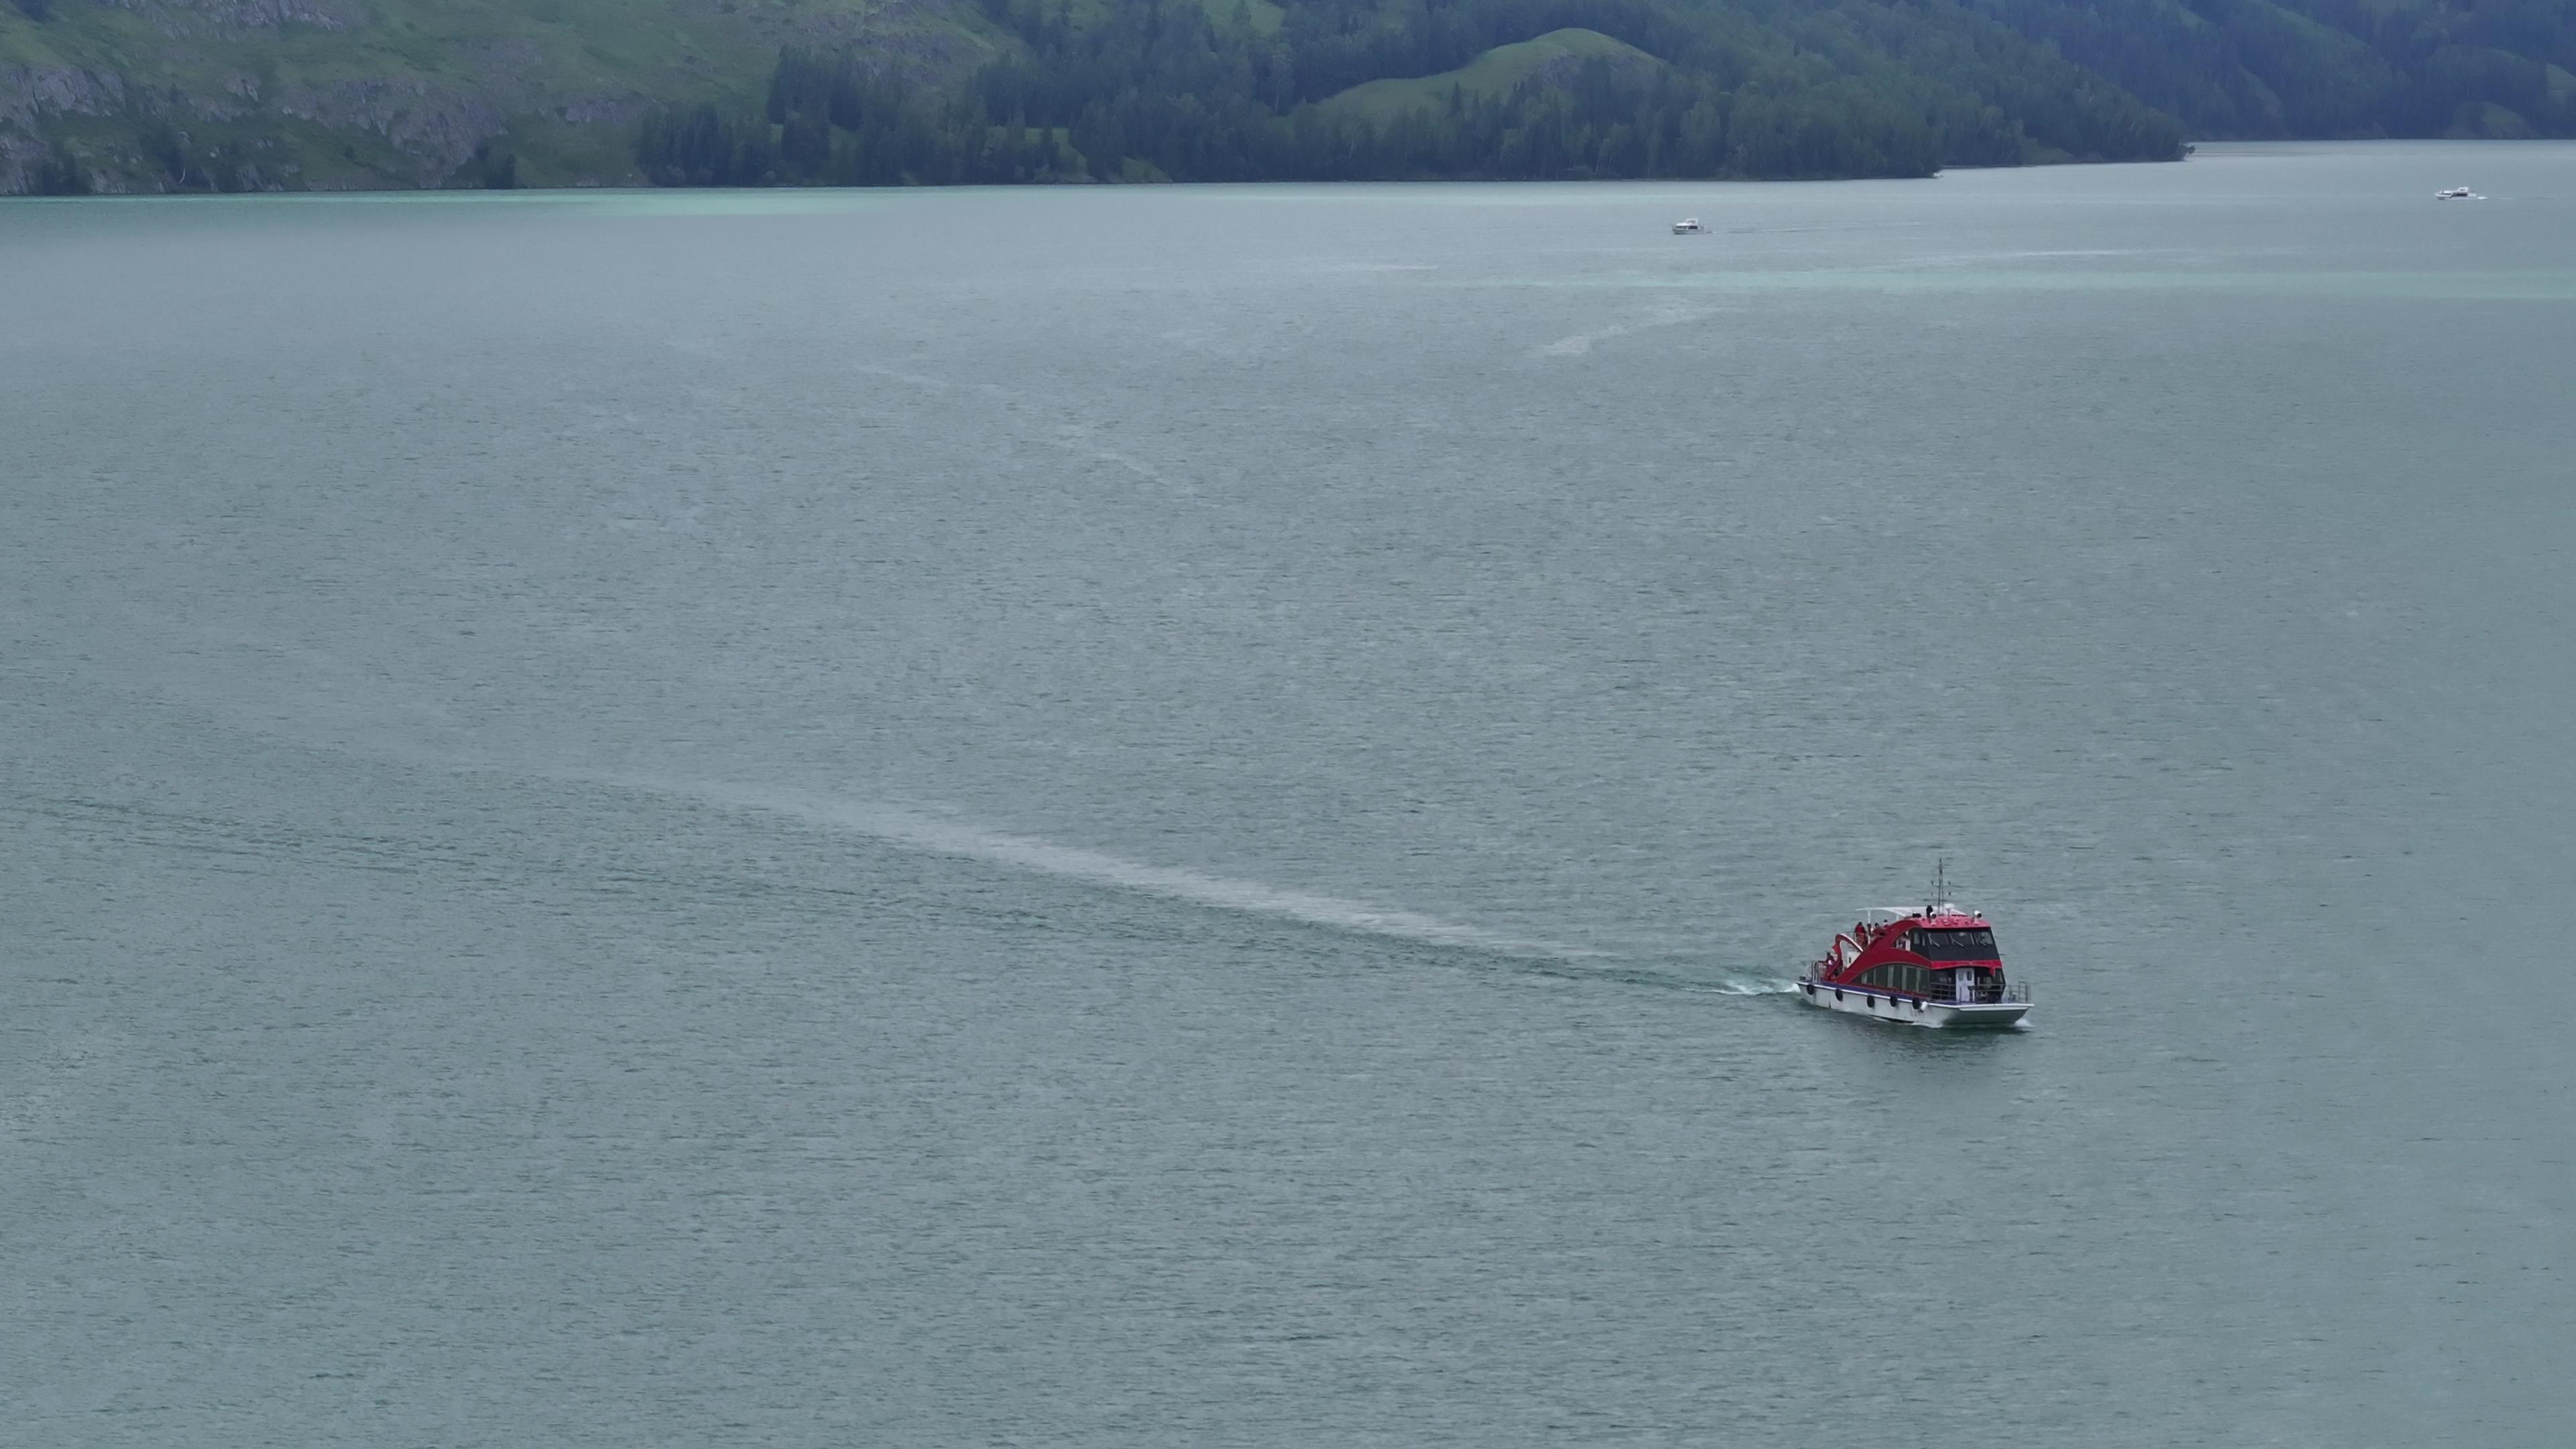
[627,0,2184,189]
[0,0,998,193]
[1968,0,2576,138]
[4,0,2569,193]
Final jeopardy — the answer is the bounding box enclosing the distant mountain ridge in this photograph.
[3,0,2571,193]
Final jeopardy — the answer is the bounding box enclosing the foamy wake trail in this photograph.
[644,778,1600,960]
[1708,977,1803,996]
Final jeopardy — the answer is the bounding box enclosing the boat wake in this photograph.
[1707,976,1804,996]
[544,773,1811,998]
[1533,303,1719,358]
[632,777,1608,963]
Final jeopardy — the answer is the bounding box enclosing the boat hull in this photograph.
[1795,979,2028,1028]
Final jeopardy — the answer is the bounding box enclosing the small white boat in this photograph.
[2436,186,2481,200]
[1672,217,1702,233]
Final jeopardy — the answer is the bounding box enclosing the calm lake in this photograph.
[5,142,2573,1445]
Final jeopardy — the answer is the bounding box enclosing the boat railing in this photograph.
[1950,976,2030,1006]
[1803,975,2031,1006]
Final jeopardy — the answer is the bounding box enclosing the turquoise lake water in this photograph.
[5,141,2573,1444]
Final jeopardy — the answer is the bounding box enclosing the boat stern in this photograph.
[1921,1000,2029,1028]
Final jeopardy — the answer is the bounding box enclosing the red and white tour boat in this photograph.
[1796,881,2031,1028]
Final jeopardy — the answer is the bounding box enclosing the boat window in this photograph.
[1916,928,1998,960]
[1860,963,1942,996]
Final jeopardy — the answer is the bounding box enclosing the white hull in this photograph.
[1795,978,2029,1028]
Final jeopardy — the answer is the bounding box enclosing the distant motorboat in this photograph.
[2436,186,2481,200]
[1672,217,1703,233]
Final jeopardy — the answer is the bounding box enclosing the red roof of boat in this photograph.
[1815,908,2003,984]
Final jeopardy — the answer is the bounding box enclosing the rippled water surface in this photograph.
[6,142,2575,1445]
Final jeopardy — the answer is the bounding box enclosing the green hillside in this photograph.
[1317,28,1661,124]
[1966,0,2576,138]
[0,0,996,192]
[7,0,2575,193]
[636,0,2186,189]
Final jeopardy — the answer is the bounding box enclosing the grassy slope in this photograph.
[0,0,999,191]
[1315,28,1662,124]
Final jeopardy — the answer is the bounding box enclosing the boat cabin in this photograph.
[1819,910,2009,1004]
